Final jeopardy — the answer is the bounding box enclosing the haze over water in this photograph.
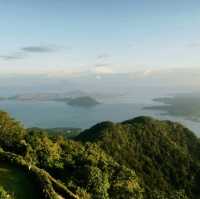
[1,85,200,136]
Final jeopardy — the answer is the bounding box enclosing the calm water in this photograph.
[0,100,200,136]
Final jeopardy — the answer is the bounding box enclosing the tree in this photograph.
[0,111,26,153]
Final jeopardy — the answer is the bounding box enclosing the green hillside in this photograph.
[77,116,200,199]
[0,111,200,198]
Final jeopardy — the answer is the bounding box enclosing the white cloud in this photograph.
[97,53,110,60]
[186,42,200,48]
[0,66,82,77]
[0,65,115,78]
[93,66,114,74]
[128,68,160,79]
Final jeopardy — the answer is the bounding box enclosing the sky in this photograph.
[0,0,200,81]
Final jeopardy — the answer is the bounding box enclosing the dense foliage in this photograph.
[0,186,13,199]
[0,111,200,198]
[77,116,200,199]
[0,111,25,153]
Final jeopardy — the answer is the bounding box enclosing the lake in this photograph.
[0,100,200,136]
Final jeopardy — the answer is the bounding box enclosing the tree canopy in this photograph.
[0,112,200,198]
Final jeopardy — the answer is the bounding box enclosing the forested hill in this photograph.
[0,112,200,199]
[77,116,200,198]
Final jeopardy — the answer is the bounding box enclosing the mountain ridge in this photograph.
[77,116,200,198]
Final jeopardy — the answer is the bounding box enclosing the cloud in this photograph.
[97,53,110,59]
[186,42,200,48]
[0,55,21,60]
[94,66,113,74]
[128,42,136,48]
[0,44,63,61]
[95,63,109,67]
[0,52,25,61]
[21,45,60,53]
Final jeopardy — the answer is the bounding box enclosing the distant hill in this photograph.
[0,92,101,107]
[0,90,88,101]
[144,93,200,122]
[77,116,200,198]
[67,96,100,107]
[28,127,81,139]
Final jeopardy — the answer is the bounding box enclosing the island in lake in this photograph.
[67,96,100,107]
[0,93,101,107]
[144,93,200,122]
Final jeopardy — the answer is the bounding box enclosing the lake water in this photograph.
[0,100,200,136]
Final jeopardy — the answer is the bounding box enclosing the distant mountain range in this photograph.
[144,93,200,122]
[0,92,100,107]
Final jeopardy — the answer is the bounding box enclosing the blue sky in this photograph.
[0,0,200,76]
